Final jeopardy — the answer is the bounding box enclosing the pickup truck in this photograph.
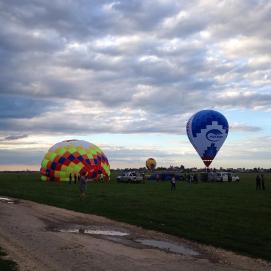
[117,172,144,183]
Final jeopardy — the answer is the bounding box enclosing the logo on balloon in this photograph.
[206,129,223,142]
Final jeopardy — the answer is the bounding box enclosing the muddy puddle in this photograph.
[59,228,129,236]
[135,239,200,256]
[53,224,201,256]
[0,196,15,204]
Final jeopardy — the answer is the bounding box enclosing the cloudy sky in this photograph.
[0,0,271,170]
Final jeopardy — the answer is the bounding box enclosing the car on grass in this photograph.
[200,172,240,182]
[117,171,144,183]
[215,172,240,182]
[148,173,183,181]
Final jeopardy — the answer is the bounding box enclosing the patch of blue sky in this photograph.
[225,109,271,133]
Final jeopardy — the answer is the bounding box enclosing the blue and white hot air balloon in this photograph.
[186,110,229,167]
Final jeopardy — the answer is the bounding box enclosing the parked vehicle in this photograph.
[148,173,183,181]
[227,173,240,182]
[199,172,240,182]
[117,171,144,183]
[215,172,240,182]
[215,172,228,182]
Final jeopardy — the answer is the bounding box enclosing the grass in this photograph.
[0,172,270,261]
[0,247,17,271]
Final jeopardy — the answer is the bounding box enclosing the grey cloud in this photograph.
[0,148,44,165]
[1,0,166,40]
[209,1,271,39]
[0,26,63,54]
[0,95,60,120]
[1,90,270,136]
[104,146,184,167]
[106,147,176,159]
[160,14,208,39]
[1,0,271,170]
[215,93,271,110]
[0,144,181,168]
[112,0,183,32]
[132,87,211,115]
[0,1,90,39]
[0,0,271,137]
[0,102,187,135]
[3,134,28,141]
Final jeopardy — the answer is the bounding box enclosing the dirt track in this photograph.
[0,198,270,271]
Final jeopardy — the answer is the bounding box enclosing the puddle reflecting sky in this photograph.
[84,230,129,236]
[135,239,200,256]
[0,197,14,203]
[59,228,129,236]
[56,226,200,256]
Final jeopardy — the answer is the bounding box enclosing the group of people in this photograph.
[172,173,267,192]
[186,173,198,183]
[256,174,265,190]
[69,173,79,184]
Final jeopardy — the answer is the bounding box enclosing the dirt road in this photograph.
[0,197,270,271]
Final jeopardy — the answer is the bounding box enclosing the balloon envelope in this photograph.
[40,139,110,181]
[146,158,156,170]
[186,110,229,167]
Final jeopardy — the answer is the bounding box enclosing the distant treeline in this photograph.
[111,167,271,173]
[1,167,271,174]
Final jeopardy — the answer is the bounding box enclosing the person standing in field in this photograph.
[104,175,110,183]
[79,173,87,200]
[69,173,72,184]
[95,174,100,183]
[170,175,176,191]
[74,173,77,184]
[256,174,261,190]
[194,174,198,183]
[261,174,265,190]
[189,174,194,184]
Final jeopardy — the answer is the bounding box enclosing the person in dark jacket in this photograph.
[256,174,261,190]
[74,173,77,184]
[170,175,176,191]
[78,174,87,200]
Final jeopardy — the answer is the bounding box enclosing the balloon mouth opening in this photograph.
[203,160,213,167]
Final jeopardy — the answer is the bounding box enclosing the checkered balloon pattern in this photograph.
[40,140,110,181]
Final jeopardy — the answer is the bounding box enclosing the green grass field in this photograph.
[0,172,270,262]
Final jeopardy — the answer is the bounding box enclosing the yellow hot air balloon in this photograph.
[146,158,156,170]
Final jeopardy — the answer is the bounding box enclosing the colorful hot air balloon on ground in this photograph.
[146,158,157,170]
[186,110,229,167]
[40,139,110,182]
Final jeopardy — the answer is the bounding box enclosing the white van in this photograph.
[215,172,239,182]
[117,171,144,183]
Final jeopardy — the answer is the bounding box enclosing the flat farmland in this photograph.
[0,172,270,261]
